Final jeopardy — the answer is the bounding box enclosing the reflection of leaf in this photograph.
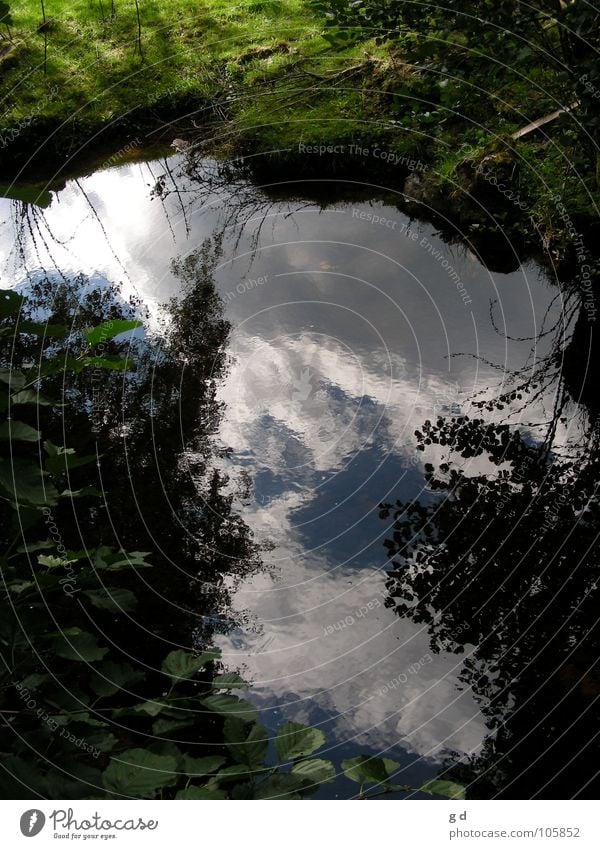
[420,779,467,800]
[274,722,325,762]
[102,749,178,797]
[84,320,142,345]
[161,648,219,681]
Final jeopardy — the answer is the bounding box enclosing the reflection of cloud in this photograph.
[218,558,486,759]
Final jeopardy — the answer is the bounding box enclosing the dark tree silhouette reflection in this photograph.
[380,411,600,798]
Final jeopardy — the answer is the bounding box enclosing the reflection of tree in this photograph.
[380,414,600,798]
[4,237,263,656]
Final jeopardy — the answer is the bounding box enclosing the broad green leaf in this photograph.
[181,755,226,777]
[253,772,307,799]
[102,749,177,797]
[176,786,226,799]
[0,457,58,506]
[0,289,25,318]
[10,389,53,406]
[210,764,250,782]
[201,694,257,722]
[161,648,219,681]
[420,779,467,800]
[291,758,336,784]
[83,587,137,611]
[152,717,195,735]
[81,355,134,371]
[212,672,247,689]
[84,319,142,345]
[89,662,145,698]
[86,732,118,752]
[133,700,166,717]
[274,722,325,762]
[52,628,108,662]
[0,420,40,441]
[341,755,389,785]
[44,443,97,476]
[38,554,76,568]
[0,368,25,388]
[17,540,54,554]
[225,719,269,769]
[16,320,68,338]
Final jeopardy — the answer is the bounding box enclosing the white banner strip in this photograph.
[0,800,598,847]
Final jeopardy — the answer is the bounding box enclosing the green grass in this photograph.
[0,1,597,249]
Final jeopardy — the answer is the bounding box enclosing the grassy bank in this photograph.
[1,1,598,262]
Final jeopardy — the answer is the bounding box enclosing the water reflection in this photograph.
[0,155,579,796]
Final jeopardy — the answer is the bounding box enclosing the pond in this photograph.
[2,154,594,799]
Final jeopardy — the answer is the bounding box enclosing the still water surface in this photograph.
[1,156,567,796]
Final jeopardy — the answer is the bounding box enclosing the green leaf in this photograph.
[161,648,219,681]
[44,443,97,475]
[254,773,307,799]
[0,457,58,506]
[152,717,195,735]
[133,700,166,717]
[52,628,108,662]
[176,786,226,799]
[201,694,257,722]
[89,661,145,698]
[38,554,76,568]
[0,420,40,441]
[16,320,68,338]
[181,755,226,777]
[420,779,467,800]
[81,355,135,371]
[341,755,389,786]
[225,719,269,769]
[212,672,247,689]
[83,587,138,611]
[0,368,25,388]
[291,758,336,785]
[274,722,325,762]
[84,319,142,345]
[102,749,177,798]
[0,289,25,318]
[10,389,53,406]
